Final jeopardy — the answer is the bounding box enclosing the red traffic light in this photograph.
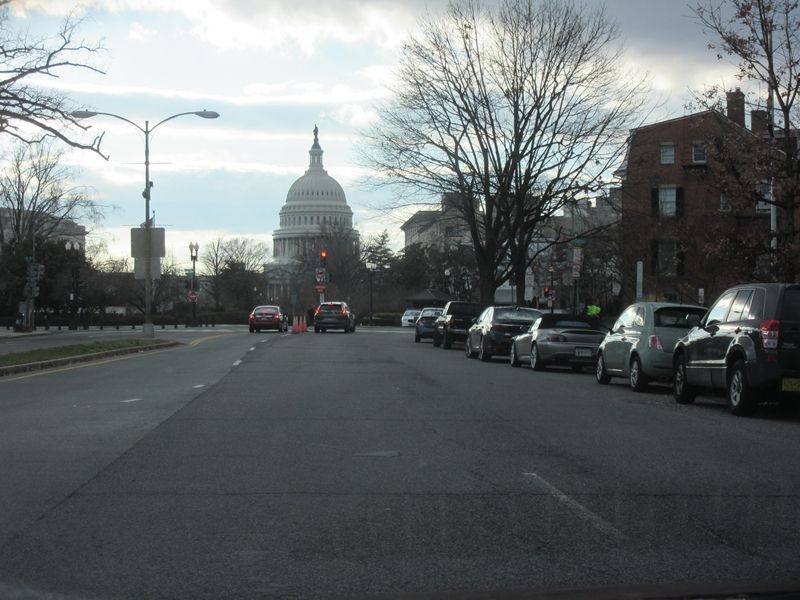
[320,250,328,258]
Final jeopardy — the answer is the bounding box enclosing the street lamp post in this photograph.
[71,109,219,337]
[65,240,81,330]
[366,262,375,326]
[189,241,199,326]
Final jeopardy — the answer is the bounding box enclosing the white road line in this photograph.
[120,398,141,403]
[522,472,626,540]
[193,384,205,389]
[232,360,242,367]
[249,347,255,352]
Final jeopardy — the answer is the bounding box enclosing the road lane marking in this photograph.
[353,450,400,458]
[187,333,234,347]
[249,347,255,352]
[193,384,205,389]
[120,398,141,403]
[232,360,242,367]
[522,472,626,540]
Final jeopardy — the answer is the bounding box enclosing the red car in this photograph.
[248,305,288,333]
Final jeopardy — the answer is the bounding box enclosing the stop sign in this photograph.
[188,290,198,302]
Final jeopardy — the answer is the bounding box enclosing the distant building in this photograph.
[400,193,472,249]
[0,207,87,255]
[265,126,355,304]
[617,89,775,305]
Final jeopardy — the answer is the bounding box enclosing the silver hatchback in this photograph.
[596,302,706,391]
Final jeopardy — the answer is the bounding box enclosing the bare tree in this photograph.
[694,0,800,279]
[200,237,226,310]
[0,141,99,249]
[221,237,270,272]
[0,9,105,154]
[360,0,648,303]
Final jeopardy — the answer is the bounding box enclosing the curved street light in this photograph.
[71,109,220,337]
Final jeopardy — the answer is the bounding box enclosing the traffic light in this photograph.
[319,249,328,268]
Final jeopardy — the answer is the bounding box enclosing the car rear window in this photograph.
[654,307,706,328]
[420,309,442,317]
[255,308,278,315]
[556,321,592,329]
[495,308,540,322]
[781,288,800,321]
[449,303,483,316]
[321,303,343,310]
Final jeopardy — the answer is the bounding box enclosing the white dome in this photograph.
[271,126,354,263]
[284,126,348,205]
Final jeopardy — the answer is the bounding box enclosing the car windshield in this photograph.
[654,307,706,328]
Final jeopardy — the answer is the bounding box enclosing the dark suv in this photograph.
[433,301,484,349]
[672,283,800,416]
[314,302,356,333]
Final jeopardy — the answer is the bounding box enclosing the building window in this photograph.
[692,142,706,163]
[651,238,685,277]
[651,186,684,218]
[755,181,772,213]
[660,143,675,165]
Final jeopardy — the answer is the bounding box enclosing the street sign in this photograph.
[314,285,326,293]
[315,268,327,283]
[188,290,198,303]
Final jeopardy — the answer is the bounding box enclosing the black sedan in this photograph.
[465,306,542,361]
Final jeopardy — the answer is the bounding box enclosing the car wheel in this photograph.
[530,344,545,371]
[465,337,475,358]
[478,337,492,362]
[510,344,520,367]
[596,353,611,384]
[314,326,320,333]
[727,360,759,416]
[442,330,452,349]
[249,327,254,333]
[629,355,649,392]
[344,325,350,333]
[433,332,441,347]
[673,354,696,404]
[351,324,356,333]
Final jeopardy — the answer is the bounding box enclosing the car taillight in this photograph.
[648,335,663,351]
[341,306,347,315]
[315,306,321,315]
[546,334,566,342]
[274,314,280,320]
[760,319,780,350]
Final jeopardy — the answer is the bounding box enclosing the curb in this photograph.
[0,340,182,378]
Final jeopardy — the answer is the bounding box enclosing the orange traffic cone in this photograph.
[292,315,298,333]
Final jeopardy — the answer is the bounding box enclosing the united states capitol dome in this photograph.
[271,125,353,262]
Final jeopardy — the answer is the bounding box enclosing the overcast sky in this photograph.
[8,0,739,270]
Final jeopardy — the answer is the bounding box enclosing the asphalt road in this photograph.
[1,328,799,599]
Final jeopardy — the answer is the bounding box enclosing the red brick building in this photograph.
[617,90,772,306]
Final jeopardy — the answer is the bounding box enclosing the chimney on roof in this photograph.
[751,109,768,136]
[726,88,745,127]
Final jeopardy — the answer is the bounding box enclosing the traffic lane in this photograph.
[1,331,800,598]
[0,329,275,548]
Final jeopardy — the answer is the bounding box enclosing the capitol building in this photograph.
[264,126,355,303]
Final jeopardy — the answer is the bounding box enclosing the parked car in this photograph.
[314,301,356,333]
[433,301,484,349]
[401,309,422,328]
[414,307,443,343]
[248,305,288,333]
[672,283,800,416]
[510,313,605,371]
[465,306,542,361]
[596,302,707,391]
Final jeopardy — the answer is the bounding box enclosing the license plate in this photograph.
[781,378,800,392]
[574,347,593,358]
